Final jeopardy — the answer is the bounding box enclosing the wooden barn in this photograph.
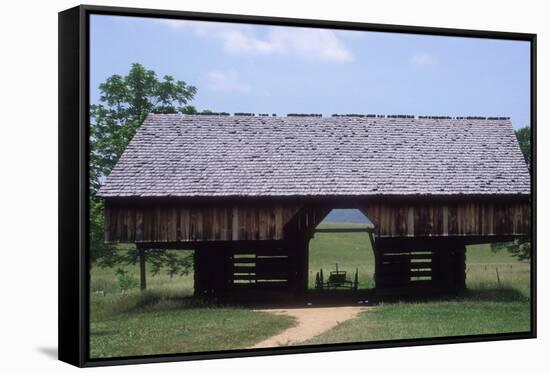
[97,114,531,299]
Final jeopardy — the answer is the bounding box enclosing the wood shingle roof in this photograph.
[97,114,530,198]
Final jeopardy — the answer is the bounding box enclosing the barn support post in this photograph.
[373,244,381,293]
[296,238,311,294]
[137,245,146,291]
[453,243,467,293]
[460,244,467,291]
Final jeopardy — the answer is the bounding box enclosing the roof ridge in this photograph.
[149,113,511,120]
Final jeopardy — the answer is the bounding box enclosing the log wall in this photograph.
[193,243,303,298]
[361,201,530,238]
[375,238,467,295]
[104,199,530,243]
[105,204,301,243]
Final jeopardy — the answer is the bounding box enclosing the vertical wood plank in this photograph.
[487,203,495,236]
[202,207,213,241]
[242,207,250,240]
[232,207,239,241]
[196,209,204,241]
[189,208,197,240]
[212,207,221,241]
[143,207,152,242]
[259,208,268,240]
[407,207,414,237]
[152,207,161,241]
[275,206,283,239]
[223,207,232,240]
[166,207,177,242]
[494,204,505,235]
[482,204,488,235]
[135,208,143,242]
[456,205,463,236]
[268,207,277,239]
[252,208,260,240]
[160,208,169,241]
[448,205,458,235]
[180,207,190,241]
[442,205,449,236]
[427,206,434,236]
[127,207,136,242]
[116,207,124,242]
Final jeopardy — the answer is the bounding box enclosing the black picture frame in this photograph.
[58,4,537,367]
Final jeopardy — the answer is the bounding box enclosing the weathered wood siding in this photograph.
[361,201,530,238]
[283,207,332,236]
[105,204,301,243]
[104,199,530,243]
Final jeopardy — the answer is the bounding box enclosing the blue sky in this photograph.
[90,15,531,128]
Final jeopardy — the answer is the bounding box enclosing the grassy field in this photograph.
[90,223,531,357]
[90,292,295,358]
[302,240,531,345]
[90,252,295,358]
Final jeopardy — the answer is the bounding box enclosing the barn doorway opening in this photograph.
[308,209,376,291]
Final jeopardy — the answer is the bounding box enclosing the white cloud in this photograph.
[411,52,438,66]
[207,70,251,93]
[157,19,353,62]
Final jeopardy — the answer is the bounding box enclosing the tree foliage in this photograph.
[491,239,531,262]
[90,63,198,191]
[90,63,198,275]
[514,126,531,173]
[490,126,532,262]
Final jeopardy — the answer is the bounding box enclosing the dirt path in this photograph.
[251,306,368,348]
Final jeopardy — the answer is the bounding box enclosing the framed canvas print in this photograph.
[58,4,536,367]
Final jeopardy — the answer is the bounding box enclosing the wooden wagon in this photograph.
[315,265,359,290]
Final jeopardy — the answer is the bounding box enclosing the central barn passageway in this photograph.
[308,209,376,291]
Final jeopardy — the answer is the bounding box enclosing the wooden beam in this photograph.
[138,246,146,291]
[314,228,375,233]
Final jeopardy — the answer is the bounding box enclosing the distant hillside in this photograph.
[323,209,373,225]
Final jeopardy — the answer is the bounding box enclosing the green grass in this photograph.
[300,240,531,346]
[300,299,529,345]
[90,290,295,358]
[90,226,531,356]
[89,251,295,358]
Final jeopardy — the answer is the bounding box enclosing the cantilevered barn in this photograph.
[98,114,531,298]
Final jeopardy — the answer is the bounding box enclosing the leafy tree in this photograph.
[514,126,531,173]
[490,126,532,262]
[90,63,197,276]
[90,63,197,189]
[115,268,139,294]
[491,239,531,262]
